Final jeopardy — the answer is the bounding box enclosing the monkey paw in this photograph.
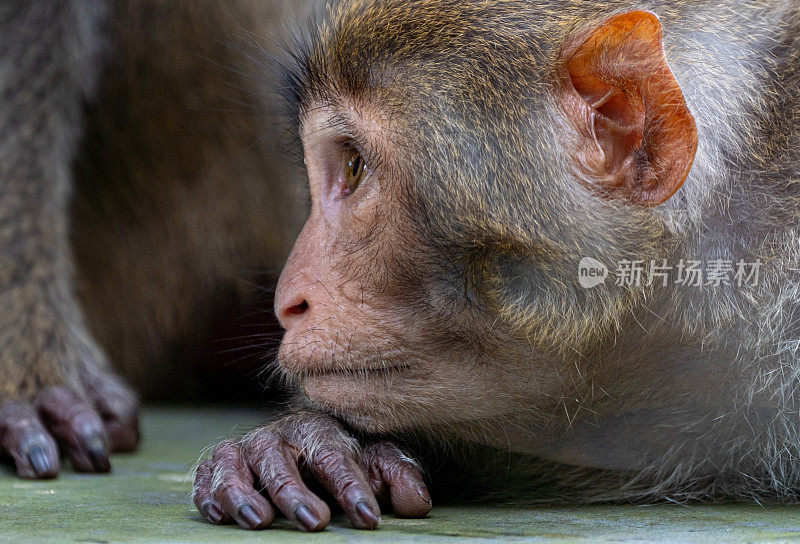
[193,412,431,531]
[0,376,139,479]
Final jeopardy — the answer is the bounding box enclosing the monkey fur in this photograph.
[193,0,800,533]
[0,2,311,477]
[2,0,800,532]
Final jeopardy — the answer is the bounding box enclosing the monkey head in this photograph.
[273,0,698,438]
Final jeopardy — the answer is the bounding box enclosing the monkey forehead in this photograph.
[286,0,559,119]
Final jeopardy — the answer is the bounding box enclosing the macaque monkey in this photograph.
[0,2,310,478]
[193,0,800,533]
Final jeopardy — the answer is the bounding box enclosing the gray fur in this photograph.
[0,1,111,401]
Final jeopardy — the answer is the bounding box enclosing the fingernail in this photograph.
[87,440,111,473]
[417,483,431,504]
[202,502,223,524]
[27,445,53,477]
[294,504,321,531]
[355,501,381,530]
[236,504,262,529]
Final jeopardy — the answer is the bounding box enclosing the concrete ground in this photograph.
[2,408,800,543]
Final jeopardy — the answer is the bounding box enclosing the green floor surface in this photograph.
[2,407,800,543]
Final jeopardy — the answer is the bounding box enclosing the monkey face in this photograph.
[273,103,559,435]
[273,0,698,439]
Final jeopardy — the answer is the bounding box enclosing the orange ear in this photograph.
[559,11,697,206]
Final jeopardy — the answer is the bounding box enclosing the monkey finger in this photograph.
[90,379,140,452]
[102,408,140,454]
[210,440,275,530]
[0,401,60,479]
[193,460,232,525]
[305,446,382,530]
[36,386,110,473]
[362,443,431,518]
[242,433,330,532]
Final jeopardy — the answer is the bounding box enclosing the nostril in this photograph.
[285,300,309,317]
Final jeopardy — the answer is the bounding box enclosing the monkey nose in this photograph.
[277,296,310,329]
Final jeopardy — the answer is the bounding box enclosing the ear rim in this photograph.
[556,10,698,207]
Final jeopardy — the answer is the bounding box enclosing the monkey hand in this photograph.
[0,340,139,479]
[193,411,431,531]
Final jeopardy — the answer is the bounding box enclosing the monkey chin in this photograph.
[298,366,422,434]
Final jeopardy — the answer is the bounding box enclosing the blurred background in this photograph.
[70,0,318,402]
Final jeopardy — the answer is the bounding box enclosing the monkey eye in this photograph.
[343,148,367,195]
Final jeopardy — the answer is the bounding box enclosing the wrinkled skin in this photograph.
[193,412,431,531]
[0,376,139,479]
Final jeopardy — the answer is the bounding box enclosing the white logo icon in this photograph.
[578,257,608,289]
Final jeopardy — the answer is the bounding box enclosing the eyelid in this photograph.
[336,138,369,166]
[331,116,384,167]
